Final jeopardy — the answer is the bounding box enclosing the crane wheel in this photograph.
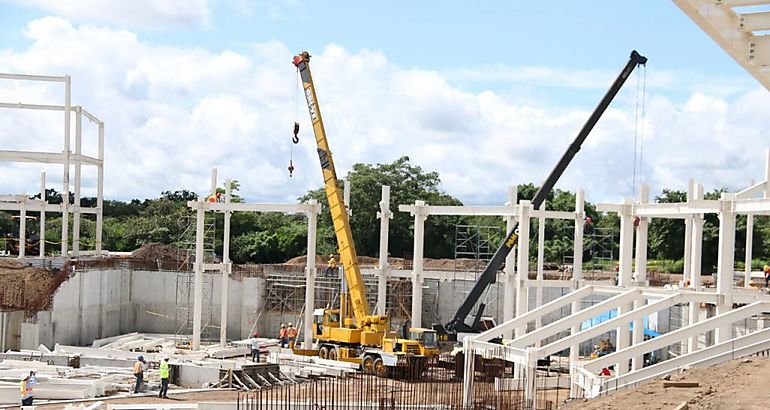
[362,356,374,375]
[328,347,338,361]
[319,346,329,360]
[373,357,390,378]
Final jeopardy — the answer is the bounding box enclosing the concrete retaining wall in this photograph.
[16,269,267,350]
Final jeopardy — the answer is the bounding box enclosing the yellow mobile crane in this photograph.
[292,51,438,377]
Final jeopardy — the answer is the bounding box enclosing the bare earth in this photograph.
[563,355,770,410]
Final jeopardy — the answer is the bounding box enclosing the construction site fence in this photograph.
[236,354,570,410]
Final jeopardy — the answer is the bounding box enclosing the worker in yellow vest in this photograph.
[158,357,170,398]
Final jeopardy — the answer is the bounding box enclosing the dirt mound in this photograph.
[131,242,188,264]
[0,260,70,312]
[284,255,491,271]
[562,355,770,409]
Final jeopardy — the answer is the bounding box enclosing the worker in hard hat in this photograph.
[286,322,298,349]
[764,264,770,288]
[133,355,146,394]
[158,357,170,398]
[19,371,36,406]
[325,254,337,277]
[279,323,288,348]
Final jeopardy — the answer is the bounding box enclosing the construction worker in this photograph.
[158,357,170,398]
[764,264,770,288]
[133,355,146,394]
[287,322,298,349]
[19,371,36,406]
[325,254,337,277]
[279,323,288,348]
[251,332,261,362]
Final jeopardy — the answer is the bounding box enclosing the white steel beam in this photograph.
[189,201,322,214]
[673,0,770,90]
[584,301,770,373]
[739,11,770,32]
[507,289,642,349]
[537,294,687,359]
[0,73,67,82]
[599,325,770,396]
[474,285,596,343]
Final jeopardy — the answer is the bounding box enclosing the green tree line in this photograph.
[1,156,768,273]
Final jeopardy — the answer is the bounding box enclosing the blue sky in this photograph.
[0,1,767,205]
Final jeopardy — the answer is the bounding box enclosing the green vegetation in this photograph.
[1,156,769,274]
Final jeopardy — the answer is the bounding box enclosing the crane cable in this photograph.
[288,68,300,177]
[632,63,648,200]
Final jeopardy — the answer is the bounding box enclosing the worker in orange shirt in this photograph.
[286,322,298,349]
[279,323,288,348]
[133,355,146,393]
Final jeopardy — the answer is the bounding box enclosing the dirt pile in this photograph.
[131,242,189,264]
[284,255,490,271]
[563,355,770,409]
[0,259,70,312]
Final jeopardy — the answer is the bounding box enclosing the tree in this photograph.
[300,156,463,259]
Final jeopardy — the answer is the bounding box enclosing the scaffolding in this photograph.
[174,212,216,342]
[453,224,503,272]
[264,269,413,320]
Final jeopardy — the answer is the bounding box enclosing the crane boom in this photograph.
[293,51,373,325]
[446,50,648,333]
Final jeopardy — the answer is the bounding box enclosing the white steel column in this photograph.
[683,179,695,283]
[95,122,104,254]
[304,199,319,349]
[690,183,704,289]
[535,199,546,331]
[39,172,46,258]
[634,184,649,284]
[72,108,82,256]
[503,186,517,339]
[411,200,427,328]
[616,198,634,376]
[61,75,71,257]
[515,200,531,338]
[192,200,205,350]
[376,186,392,316]
[745,179,755,288]
[688,183,704,353]
[631,186,649,372]
[219,180,232,346]
[618,198,634,287]
[572,189,585,283]
[18,203,26,259]
[716,193,736,344]
[569,189,585,397]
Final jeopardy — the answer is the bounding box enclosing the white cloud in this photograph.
[3,0,211,28]
[0,17,768,208]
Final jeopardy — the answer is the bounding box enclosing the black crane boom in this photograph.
[445,50,647,333]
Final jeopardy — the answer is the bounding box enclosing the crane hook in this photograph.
[292,122,300,144]
[288,159,295,178]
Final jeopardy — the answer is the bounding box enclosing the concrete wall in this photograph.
[18,269,268,349]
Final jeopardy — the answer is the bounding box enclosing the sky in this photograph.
[0,0,768,207]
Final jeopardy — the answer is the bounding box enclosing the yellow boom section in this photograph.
[293,51,371,324]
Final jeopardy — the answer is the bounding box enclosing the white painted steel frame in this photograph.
[187,172,321,350]
[0,73,105,257]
